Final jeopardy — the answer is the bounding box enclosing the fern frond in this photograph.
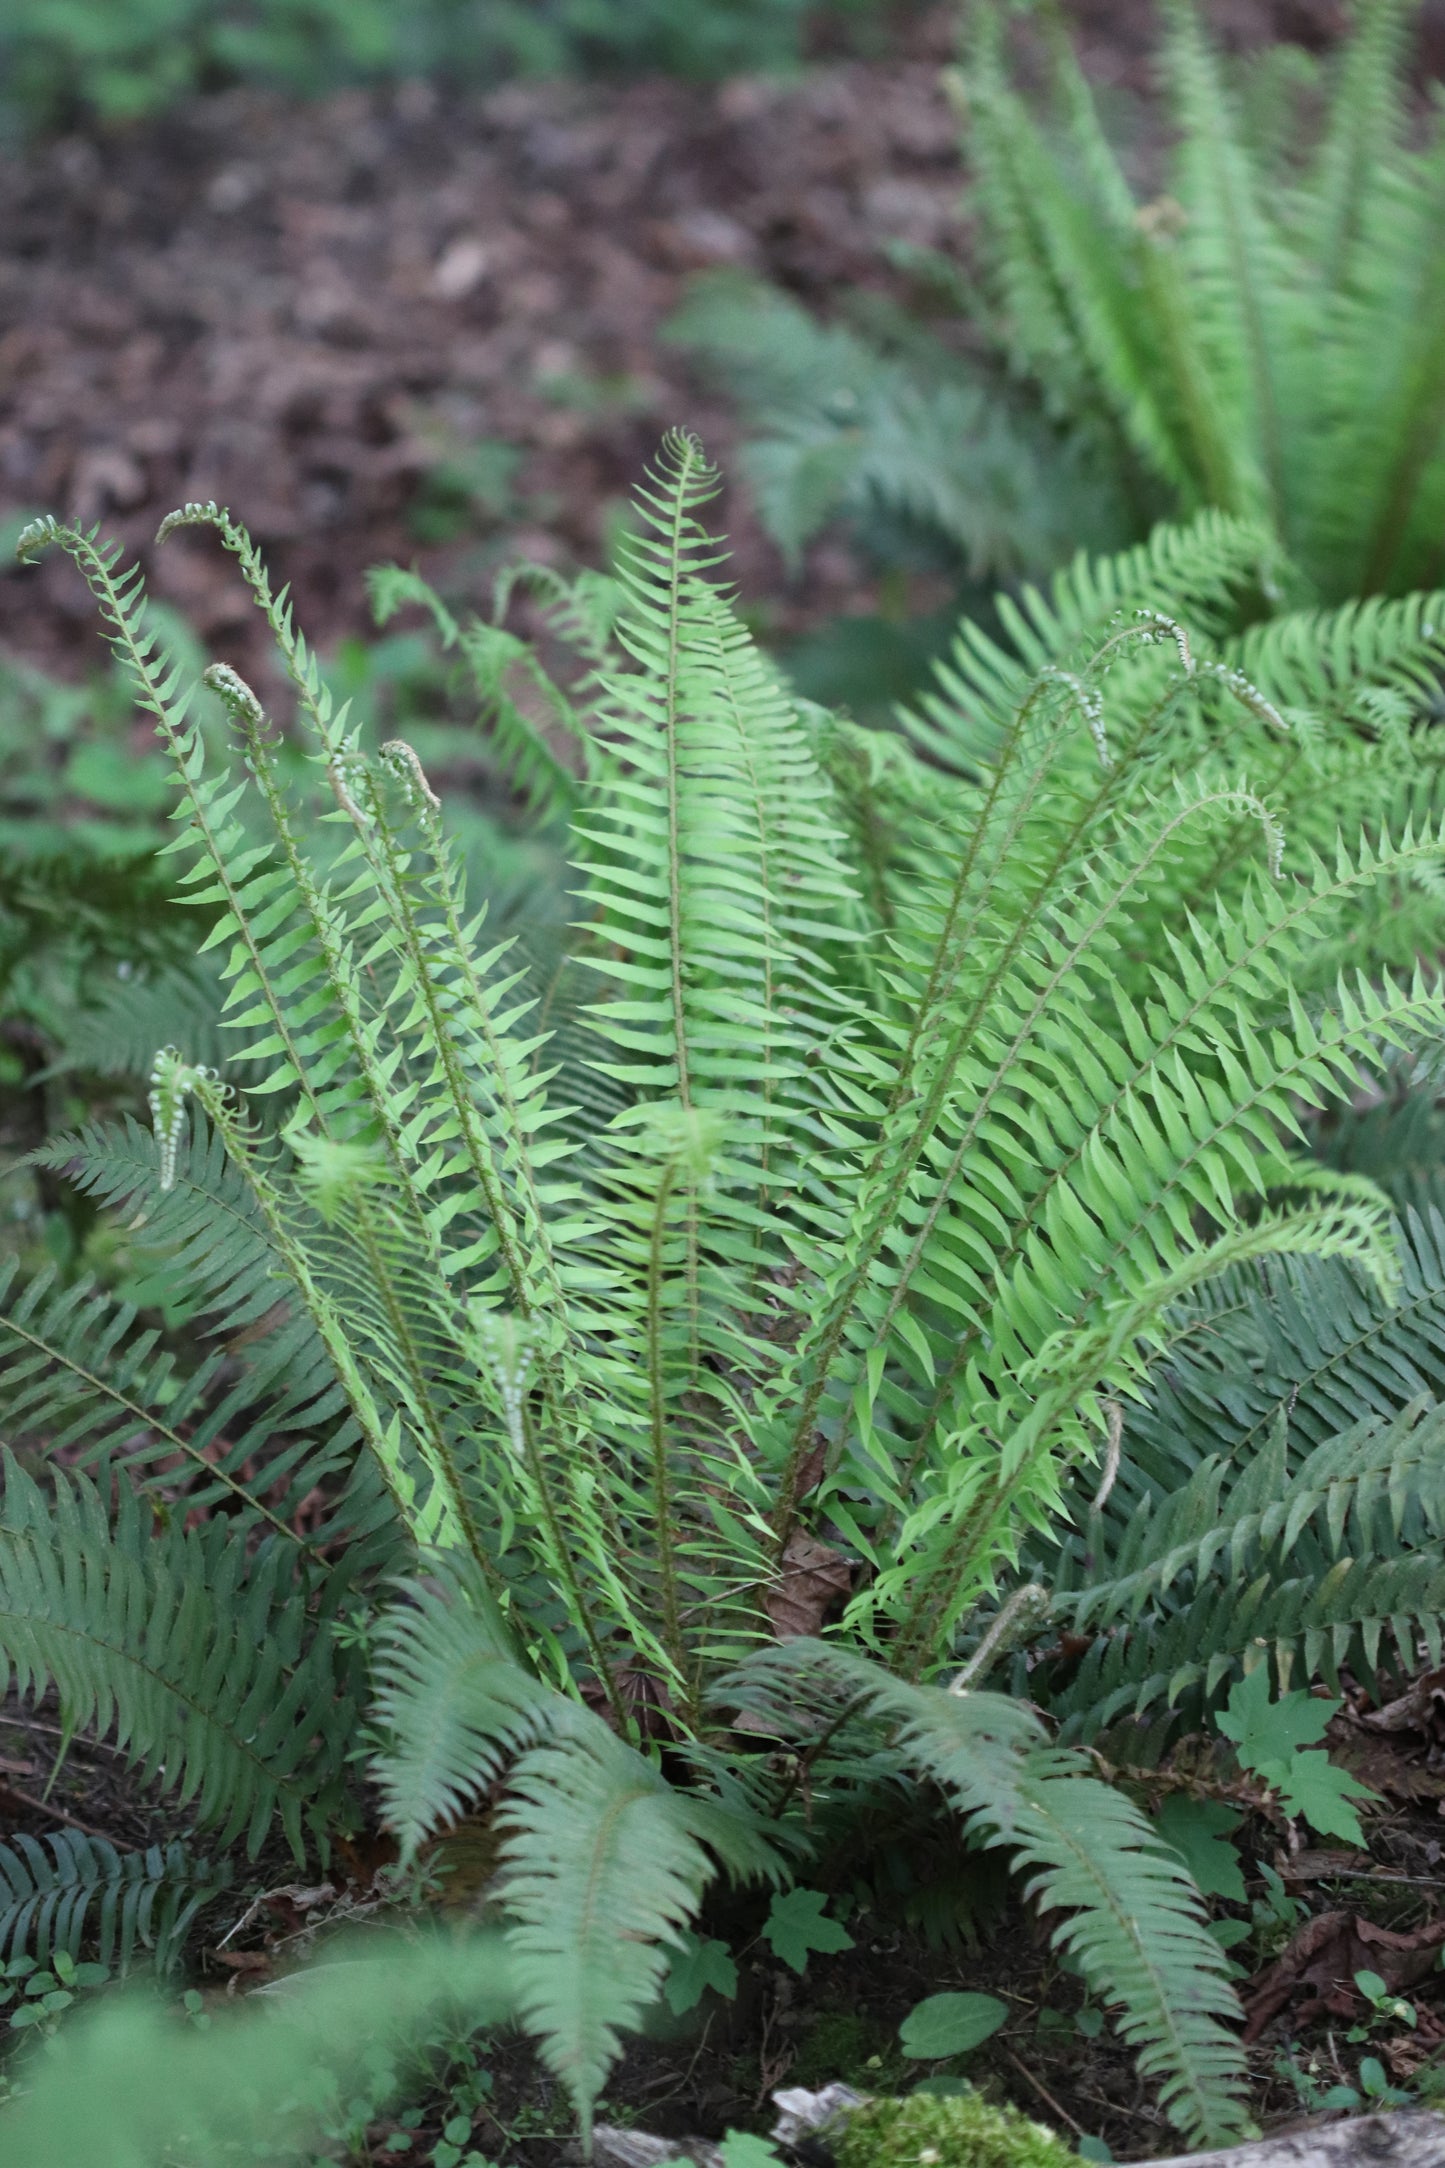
[369,558,590,823]
[0,1253,336,1545]
[499,1716,781,2143]
[0,1832,226,1976]
[667,271,1118,578]
[0,1455,360,1858]
[725,1641,1249,2148]
[368,1559,568,1859]
[1067,1399,1445,1632]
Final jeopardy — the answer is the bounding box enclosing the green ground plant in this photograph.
[8,434,1445,2147]
[0,0,902,137]
[677,0,1445,610]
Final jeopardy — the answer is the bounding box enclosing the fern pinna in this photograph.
[11,437,1445,2143]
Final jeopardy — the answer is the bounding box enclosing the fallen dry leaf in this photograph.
[1358,1667,1445,1740]
[762,1531,852,1641]
[1330,1671,1445,1803]
[1244,1911,1445,2041]
[209,1948,273,1975]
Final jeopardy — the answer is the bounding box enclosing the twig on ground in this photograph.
[1002,2045,1087,2139]
[0,1778,131,1847]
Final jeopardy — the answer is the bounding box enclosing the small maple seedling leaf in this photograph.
[1218,1669,1376,1844]
[1219,1667,1334,1765]
[1261,1752,1376,1847]
[1155,1795,1247,1902]
[762,1887,855,1974]
[662,1930,739,2016]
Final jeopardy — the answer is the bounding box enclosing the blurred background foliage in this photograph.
[1,0,913,137]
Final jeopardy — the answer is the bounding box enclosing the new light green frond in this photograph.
[910,509,1270,770]
[962,0,1445,601]
[369,559,590,823]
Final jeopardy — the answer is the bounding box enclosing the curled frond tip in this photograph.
[156,502,228,546]
[14,516,62,565]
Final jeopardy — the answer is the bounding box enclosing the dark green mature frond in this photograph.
[1068,1401,1445,1631]
[0,1189,380,1560]
[368,1559,569,1859]
[0,1832,226,1976]
[46,964,228,1082]
[1021,1233,1445,1752]
[0,1254,328,1541]
[667,271,1121,578]
[1317,1085,1445,1218]
[499,1716,783,2143]
[1051,1544,1445,1749]
[1127,1208,1445,1491]
[727,1641,1248,2148]
[0,1455,360,1858]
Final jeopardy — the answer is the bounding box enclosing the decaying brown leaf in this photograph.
[1244,1911,1445,2041]
[1358,1667,1445,1741]
[1329,1669,1445,1803]
[762,1531,852,1641]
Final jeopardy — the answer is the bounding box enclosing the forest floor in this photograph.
[8,0,1445,2160]
[8,1668,1445,2163]
[0,0,1379,693]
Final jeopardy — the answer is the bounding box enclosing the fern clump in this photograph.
[12,437,1445,2145]
[679,2,1445,606]
[833,2091,1077,2168]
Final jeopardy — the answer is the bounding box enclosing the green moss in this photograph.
[791,2009,897,2089]
[833,2091,1077,2168]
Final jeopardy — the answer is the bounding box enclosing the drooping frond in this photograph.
[499,1715,783,2143]
[723,1641,1249,2149]
[0,1455,360,1858]
[368,1558,570,1859]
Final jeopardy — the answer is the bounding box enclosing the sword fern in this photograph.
[10,439,1445,2142]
